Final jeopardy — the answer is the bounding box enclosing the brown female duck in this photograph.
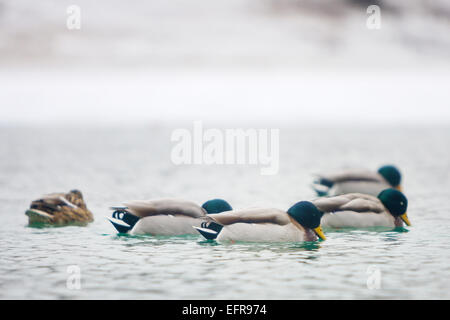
[26,190,94,225]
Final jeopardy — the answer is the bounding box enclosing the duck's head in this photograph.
[378,165,402,191]
[69,189,83,200]
[287,201,326,240]
[202,199,233,214]
[377,188,410,226]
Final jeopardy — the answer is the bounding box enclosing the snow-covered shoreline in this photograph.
[1,68,449,126]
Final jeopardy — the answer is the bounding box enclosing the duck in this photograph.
[311,165,402,197]
[194,201,326,242]
[25,189,94,225]
[313,188,411,228]
[107,198,232,235]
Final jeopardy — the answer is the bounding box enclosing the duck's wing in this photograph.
[312,170,387,196]
[34,193,66,203]
[315,169,385,185]
[30,192,77,211]
[123,198,205,218]
[208,208,291,226]
[313,193,385,214]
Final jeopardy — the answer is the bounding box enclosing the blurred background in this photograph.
[0,0,449,125]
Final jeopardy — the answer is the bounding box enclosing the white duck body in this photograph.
[320,210,395,228]
[313,169,391,196]
[312,193,399,228]
[122,198,207,236]
[131,215,201,235]
[205,208,317,242]
[216,222,310,242]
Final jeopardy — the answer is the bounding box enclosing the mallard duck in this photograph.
[313,188,410,228]
[25,189,94,225]
[107,198,232,235]
[194,201,326,242]
[312,165,402,197]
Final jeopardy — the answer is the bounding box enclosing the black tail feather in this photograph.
[114,211,140,227]
[195,221,223,240]
[201,221,223,234]
[109,219,132,233]
[109,210,140,233]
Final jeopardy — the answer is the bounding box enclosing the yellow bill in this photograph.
[400,213,411,226]
[314,226,326,241]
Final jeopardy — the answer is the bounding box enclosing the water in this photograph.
[1,125,450,299]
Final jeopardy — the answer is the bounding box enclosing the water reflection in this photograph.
[196,239,321,251]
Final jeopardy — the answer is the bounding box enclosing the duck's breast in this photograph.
[321,211,394,228]
[217,223,307,242]
[130,215,201,236]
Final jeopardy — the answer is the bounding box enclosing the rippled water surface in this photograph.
[1,126,449,299]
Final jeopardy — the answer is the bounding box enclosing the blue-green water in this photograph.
[1,126,449,299]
